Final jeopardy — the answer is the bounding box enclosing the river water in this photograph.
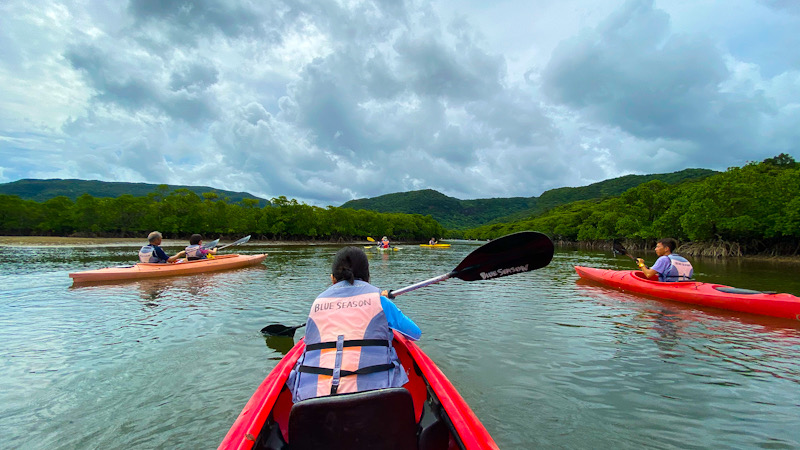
[1,242,799,449]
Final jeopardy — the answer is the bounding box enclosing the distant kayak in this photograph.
[69,254,267,283]
[420,243,451,248]
[219,330,498,449]
[574,266,800,320]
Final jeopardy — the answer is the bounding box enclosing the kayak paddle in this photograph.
[612,240,639,266]
[218,235,251,250]
[202,238,220,250]
[261,323,306,337]
[386,231,553,298]
[261,231,555,336]
[367,237,376,242]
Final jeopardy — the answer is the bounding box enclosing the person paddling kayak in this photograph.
[138,231,185,263]
[636,238,694,282]
[379,236,391,249]
[286,246,421,403]
[185,234,218,261]
[428,237,438,245]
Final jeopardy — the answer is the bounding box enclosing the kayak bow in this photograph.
[575,266,800,320]
[220,330,498,450]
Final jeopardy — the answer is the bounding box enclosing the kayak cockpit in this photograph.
[250,385,456,450]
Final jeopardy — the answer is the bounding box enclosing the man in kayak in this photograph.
[429,237,438,245]
[287,246,421,402]
[637,238,694,282]
[379,236,391,249]
[185,234,218,261]
[139,231,185,263]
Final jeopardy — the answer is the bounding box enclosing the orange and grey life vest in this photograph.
[184,244,206,261]
[661,254,694,282]
[288,280,408,403]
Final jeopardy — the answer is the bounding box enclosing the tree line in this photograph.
[0,187,444,241]
[461,154,800,256]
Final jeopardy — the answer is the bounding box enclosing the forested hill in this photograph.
[0,179,268,205]
[340,168,716,229]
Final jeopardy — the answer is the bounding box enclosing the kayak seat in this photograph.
[419,418,450,450]
[288,387,418,450]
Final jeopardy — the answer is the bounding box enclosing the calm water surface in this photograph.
[1,242,799,449]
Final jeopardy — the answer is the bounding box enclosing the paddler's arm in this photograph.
[380,293,421,340]
[167,250,186,263]
[636,258,659,280]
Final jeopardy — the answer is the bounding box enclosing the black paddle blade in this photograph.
[612,239,628,255]
[260,323,305,337]
[453,231,554,282]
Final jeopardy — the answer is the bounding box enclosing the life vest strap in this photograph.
[297,363,396,378]
[304,339,389,351]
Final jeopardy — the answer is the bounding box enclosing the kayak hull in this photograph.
[574,266,800,321]
[69,254,267,283]
[220,330,498,450]
[420,244,451,248]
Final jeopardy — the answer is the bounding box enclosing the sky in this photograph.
[1,0,799,206]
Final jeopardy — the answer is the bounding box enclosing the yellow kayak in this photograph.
[420,244,451,248]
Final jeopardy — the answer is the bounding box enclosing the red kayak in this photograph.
[220,330,498,450]
[69,254,267,283]
[575,266,800,321]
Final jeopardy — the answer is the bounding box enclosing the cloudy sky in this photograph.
[1,0,798,206]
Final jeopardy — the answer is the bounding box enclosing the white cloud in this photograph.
[1,0,799,206]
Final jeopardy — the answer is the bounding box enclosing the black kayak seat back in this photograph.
[714,286,775,295]
[288,387,418,450]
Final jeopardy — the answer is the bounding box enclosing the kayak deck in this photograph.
[420,244,451,248]
[69,254,267,283]
[220,330,498,449]
[574,265,800,321]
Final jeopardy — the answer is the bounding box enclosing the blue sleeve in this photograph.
[651,255,670,275]
[380,296,421,341]
[153,246,170,262]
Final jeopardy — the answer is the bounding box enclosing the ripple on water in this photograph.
[1,244,800,449]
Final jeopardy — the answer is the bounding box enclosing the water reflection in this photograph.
[264,336,295,355]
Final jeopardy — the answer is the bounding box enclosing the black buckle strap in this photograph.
[298,363,395,377]
[304,339,389,352]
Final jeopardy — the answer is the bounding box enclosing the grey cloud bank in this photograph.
[1,0,798,206]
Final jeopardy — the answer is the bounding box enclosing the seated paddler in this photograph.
[185,234,218,261]
[637,238,694,282]
[139,231,185,263]
[287,246,421,402]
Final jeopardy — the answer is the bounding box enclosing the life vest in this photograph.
[660,254,694,282]
[380,241,390,249]
[185,244,206,261]
[288,280,408,403]
[139,245,163,263]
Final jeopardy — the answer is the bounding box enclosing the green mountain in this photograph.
[0,178,268,205]
[340,168,717,229]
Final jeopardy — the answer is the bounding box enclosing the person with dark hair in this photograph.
[637,238,694,282]
[185,233,217,261]
[287,246,421,403]
[138,231,185,263]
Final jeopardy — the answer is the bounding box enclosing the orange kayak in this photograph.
[69,254,267,283]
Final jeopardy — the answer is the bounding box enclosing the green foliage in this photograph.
[0,189,443,241]
[462,156,800,252]
[0,179,267,206]
[340,169,716,229]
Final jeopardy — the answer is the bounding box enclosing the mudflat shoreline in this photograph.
[0,236,371,247]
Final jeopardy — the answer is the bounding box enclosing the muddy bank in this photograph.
[0,236,373,248]
[555,239,800,264]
